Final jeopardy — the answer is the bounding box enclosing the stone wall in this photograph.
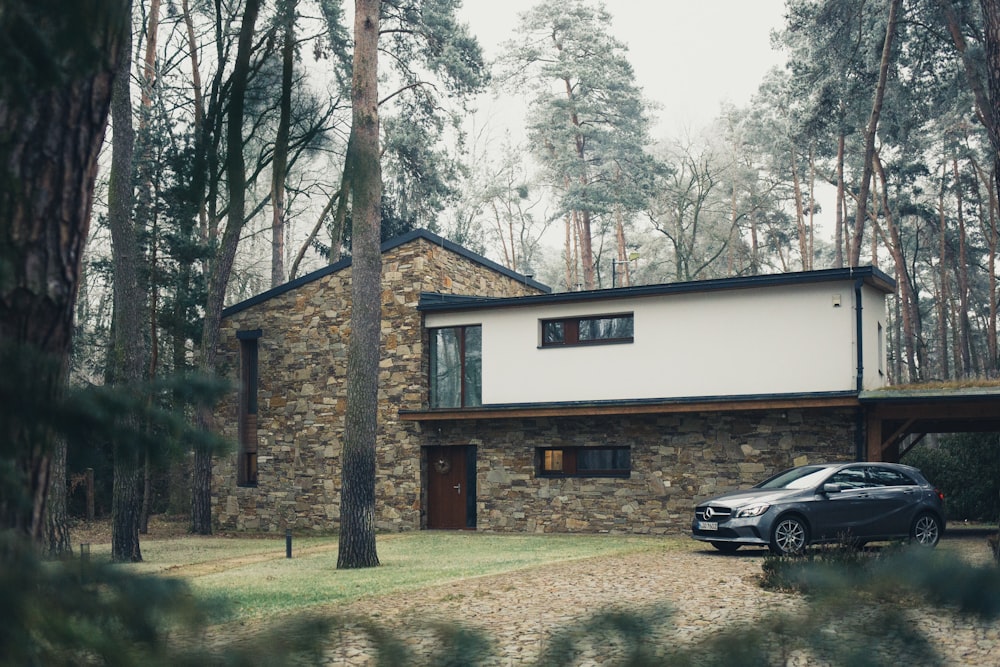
[425,408,858,534]
[212,236,543,532]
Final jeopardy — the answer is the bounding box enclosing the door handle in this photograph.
[453,483,461,494]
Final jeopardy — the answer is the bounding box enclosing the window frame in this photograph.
[866,465,917,487]
[428,324,483,409]
[540,313,634,348]
[237,329,261,487]
[538,446,631,478]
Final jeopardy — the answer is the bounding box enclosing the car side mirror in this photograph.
[823,483,843,494]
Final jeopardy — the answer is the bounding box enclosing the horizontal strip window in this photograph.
[538,446,631,478]
[541,314,633,347]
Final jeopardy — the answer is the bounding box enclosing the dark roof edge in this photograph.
[221,228,551,318]
[400,390,860,417]
[418,265,896,313]
[860,386,1000,403]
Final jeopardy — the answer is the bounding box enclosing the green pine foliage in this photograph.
[906,434,1000,522]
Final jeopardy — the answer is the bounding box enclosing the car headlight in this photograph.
[734,503,770,518]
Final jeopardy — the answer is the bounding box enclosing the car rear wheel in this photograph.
[770,515,808,556]
[710,541,741,553]
[910,513,941,547]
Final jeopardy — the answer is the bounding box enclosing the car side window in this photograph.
[829,467,869,489]
[867,466,916,487]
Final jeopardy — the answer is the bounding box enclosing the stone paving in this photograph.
[318,537,998,666]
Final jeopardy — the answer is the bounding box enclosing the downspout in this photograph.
[854,278,865,461]
[855,279,864,393]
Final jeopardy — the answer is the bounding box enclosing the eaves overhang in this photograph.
[859,385,1000,404]
[417,265,895,313]
[859,385,1000,432]
[399,391,862,421]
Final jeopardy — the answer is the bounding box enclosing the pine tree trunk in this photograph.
[937,163,951,379]
[108,11,145,563]
[193,0,262,535]
[952,158,974,374]
[337,0,382,570]
[850,0,901,267]
[44,441,72,558]
[835,129,846,269]
[875,154,921,381]
[271,0,296,288]
[0,1,128,540]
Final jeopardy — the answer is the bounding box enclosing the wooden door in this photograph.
[426,446,474,529]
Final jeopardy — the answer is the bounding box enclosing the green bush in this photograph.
[905,433,1000,522]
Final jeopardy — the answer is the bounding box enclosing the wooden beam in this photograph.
[400,396,861,421]
[866,411,884,462]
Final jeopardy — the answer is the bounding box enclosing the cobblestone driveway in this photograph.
[320,536,998,666]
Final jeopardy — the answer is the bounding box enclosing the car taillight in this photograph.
[935,488,944,501]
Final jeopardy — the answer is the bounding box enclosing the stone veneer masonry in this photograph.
[213,236,859,535]
[425,410,856,534]
[212,237,544,532]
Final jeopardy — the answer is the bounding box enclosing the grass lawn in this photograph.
[89,531,687,624]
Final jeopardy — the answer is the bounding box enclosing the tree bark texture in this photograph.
[937,164,951,379]
[193,0,262,535]
[0,1,129,540]
[850,0,901,267]
[874,153,921,380]
[271,0,296,288]
[952,158,973,373]
[44,441,72,557]
[107,13,145,563]
[337,0,382,570]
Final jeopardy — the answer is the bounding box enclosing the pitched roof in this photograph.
[418,265,896,313]
[221,228,551,318]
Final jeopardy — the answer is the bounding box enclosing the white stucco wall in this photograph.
[424,280,888,404]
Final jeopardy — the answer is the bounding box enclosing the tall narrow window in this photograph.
[237,329,261,486]
[429,325,482,408]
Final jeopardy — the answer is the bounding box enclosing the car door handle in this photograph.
[454,483,461,494]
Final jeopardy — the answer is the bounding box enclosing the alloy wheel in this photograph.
[911,513,940,547]
[772,517,807,555]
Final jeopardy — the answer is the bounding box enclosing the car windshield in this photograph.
[755,465,833,490]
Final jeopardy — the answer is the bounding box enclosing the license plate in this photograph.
[698,521,718,531]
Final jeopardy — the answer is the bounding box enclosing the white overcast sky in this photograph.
[457,0,790,138]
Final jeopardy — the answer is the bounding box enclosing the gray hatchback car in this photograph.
[692,462,945,555]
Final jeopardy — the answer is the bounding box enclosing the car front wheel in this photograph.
[910,513,941,547]
[770,515,808,556]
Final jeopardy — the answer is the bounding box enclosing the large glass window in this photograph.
[429,325,482,408]
[541,314,633,347]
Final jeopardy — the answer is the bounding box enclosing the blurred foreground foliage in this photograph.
[3,347,1000,664]
[0,534,333,666]
[1,344,337,665]
[5,541,1000,666]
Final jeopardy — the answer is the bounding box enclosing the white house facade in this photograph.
[419,268,893,407]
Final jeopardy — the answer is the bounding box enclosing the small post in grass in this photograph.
[286,529,292,559]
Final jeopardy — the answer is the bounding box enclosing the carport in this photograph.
[861,386,1000,462]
